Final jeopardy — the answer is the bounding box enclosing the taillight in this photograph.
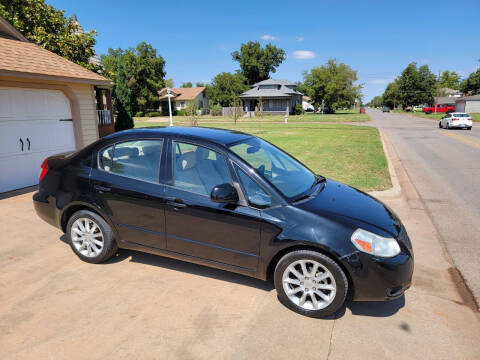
[468,118,472,121]
[452,118,458,121]
[39,158,49,181]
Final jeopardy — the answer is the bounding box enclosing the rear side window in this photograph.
[98,139,163,183]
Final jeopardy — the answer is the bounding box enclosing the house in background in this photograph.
[240,79,303,115]
[455,95,480,113]
[158,87,209,114]
[0,15,113,193]
[441,88,463,98]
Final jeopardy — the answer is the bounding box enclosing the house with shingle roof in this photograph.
[240,79,303,115]
[158,87,209,114]
[0,15,113,193]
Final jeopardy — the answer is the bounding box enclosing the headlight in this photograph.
[351,228,400,257]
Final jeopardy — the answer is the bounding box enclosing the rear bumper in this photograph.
[450,123,472,128]
[33,192,61,229]
[342,251,414,301]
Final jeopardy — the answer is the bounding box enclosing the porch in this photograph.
[94,87,115,137]
[242,97,294,115]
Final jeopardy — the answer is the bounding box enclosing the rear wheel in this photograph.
[66,210,117,264]
[274,250,348,318]
[467,127,472,130]
[439,121,442,128]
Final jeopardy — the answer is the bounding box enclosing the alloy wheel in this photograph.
[71,217,104,258]
[282,259,337,310]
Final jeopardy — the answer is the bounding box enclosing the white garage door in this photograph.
[0,87,76,193]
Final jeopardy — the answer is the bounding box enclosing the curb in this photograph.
[367,130,402,199]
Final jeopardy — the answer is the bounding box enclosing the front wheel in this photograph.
[439,121,442,128]
[66,210,118,264]
[274,250,348,318]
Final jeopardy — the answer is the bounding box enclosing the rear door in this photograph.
[163,139,264,271]
[91,138,168,249]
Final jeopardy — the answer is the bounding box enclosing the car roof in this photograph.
[104,126,253,146]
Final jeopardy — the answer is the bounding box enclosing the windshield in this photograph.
[228,137,316,200]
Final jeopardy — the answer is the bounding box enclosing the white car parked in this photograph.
[439,113,473,130]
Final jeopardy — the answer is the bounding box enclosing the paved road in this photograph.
[368,109,480,303]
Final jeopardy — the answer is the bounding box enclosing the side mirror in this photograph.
[210,183,239,204]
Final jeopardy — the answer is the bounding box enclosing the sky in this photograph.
[48,0,480,102]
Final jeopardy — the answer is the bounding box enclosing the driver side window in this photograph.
[236,166,275,208]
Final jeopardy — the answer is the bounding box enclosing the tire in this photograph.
[426,110,432,114]
[274,250,348,318]
[445,122,449,130]
[439,121,442,128]
[467,127,472,130]
[66,210,118,264]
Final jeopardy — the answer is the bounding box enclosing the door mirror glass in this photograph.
[210,183,239,203]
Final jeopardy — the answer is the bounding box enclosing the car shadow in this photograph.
[59,235,405,317]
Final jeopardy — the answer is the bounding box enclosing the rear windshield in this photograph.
[453,113,470,117]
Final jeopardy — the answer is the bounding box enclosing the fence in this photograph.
[222,107,244,117]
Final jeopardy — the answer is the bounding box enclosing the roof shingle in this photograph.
[0,37,111,85]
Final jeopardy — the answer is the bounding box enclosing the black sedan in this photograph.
[33,127,413,318]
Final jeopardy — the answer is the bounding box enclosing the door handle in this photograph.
[94,184,111,193]
[167,200,187,210]
[19,138,24,151]
[26,137,31,151]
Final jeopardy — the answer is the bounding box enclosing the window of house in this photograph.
[98,139,163,183]
[173,142,231,196]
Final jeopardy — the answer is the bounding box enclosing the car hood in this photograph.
[296,179,401,236]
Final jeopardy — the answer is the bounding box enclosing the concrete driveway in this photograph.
[1,143,480,359]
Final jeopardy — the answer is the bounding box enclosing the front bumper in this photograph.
[341,251,413,301]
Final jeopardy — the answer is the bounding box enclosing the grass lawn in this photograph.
[394,110,480,122]
[134,115,391,192]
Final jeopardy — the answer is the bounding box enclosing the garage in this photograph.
[0,15,113,194]
[0,87,76,193]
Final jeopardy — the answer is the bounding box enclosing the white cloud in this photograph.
[293,50,316,59]
[296,36,304,41]
[261,34,278,41]
[370,78,394,85]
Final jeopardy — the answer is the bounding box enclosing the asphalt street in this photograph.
[368,109,480,304]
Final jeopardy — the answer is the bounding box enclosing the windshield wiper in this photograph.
[311,175,326,189]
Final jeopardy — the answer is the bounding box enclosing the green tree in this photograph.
[460,67,480,95]
[397,62,436,106]
[164,79,174,88]
[382,79,401,109]
[101,42,166,130]
[438,70,461,90]
[232,41,286,85]
[181,82,193,88]
[0,0,99,71]
[206,72,249,107]
[301,59,362,112]
[367,95,383,108]
[196,82,206,87]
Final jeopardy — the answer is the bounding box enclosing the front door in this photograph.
[91,138,167,249]
[164,140,263,271]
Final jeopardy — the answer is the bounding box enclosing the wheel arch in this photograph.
[61,202,110,233]
[265,244,354,298]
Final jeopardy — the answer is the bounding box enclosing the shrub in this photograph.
[135,111,144,117]
[210,104,222,116]
[145,111,162,117]
[294,103,304,115]
[177,109,187,116]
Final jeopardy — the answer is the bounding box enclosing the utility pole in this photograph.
[435,71,440,113]
[393,94,396,110]
[321,99,324,121]
[167,87,173,126]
